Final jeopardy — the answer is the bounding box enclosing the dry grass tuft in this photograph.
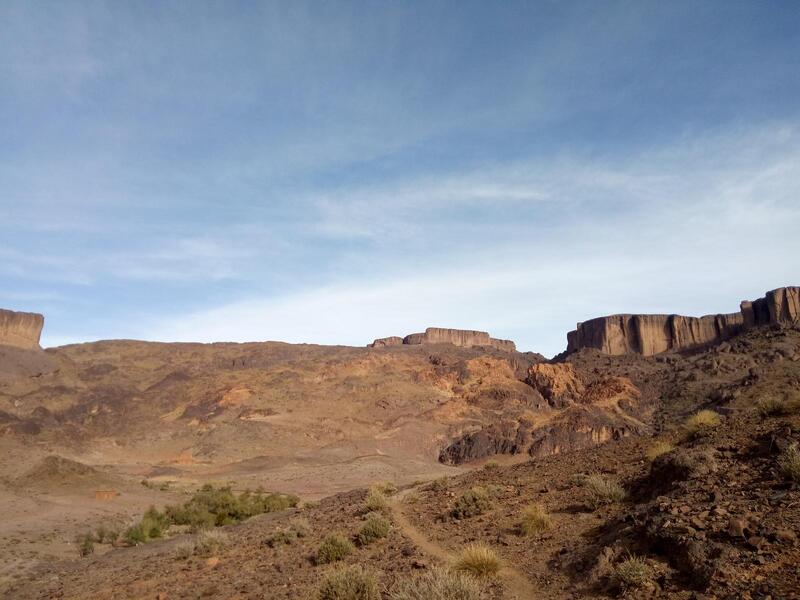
[645,440,674,462]
[779,443,800,483]
[388,567,483,600]
[614,554,651,591]
[452,543,502,578]
[683,410,721,437]
[356,513,390,546]
[317,564,380,600]
[193,529,228,557]
[363,489,389,513]
[519,504,553,537]
[584,475,626,509]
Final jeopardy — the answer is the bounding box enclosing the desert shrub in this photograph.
[363,489,389,513]
[289,516,311,538]
[165,485,298,531]
[519,504,553,537]
[683,410,721,437]
[141,506,170,539]
[356,513,390,546]
[317,564,380,600]
[76,533,94,557]
[779,443,800,483]
[265,527,297,548]
[193,529,228,557]
[123,523,147,546]
[645,440,674,462]
[429,477,449,492]
[452,543,501,578]
[450,487,492,519]
[584,475,626,509]
[614,554,651,591]
[303,500,321,510]
[484,484,504,497]
[316,533,354,564]
[173,540,195,560]
[388,567,482,600]
[483,460,499,470]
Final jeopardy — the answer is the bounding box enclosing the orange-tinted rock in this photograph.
[566,286,798,356]
[526,363,585,406]
[0,308,44,350]
[369,327,516,352]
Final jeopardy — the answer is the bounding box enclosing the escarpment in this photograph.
[0,308,44,350]
[369,327,516,352]
[566,286,799,356]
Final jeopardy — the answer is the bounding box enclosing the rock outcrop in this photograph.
[369,327,516,352]
[566,286,799,356]
[0,309,44,350]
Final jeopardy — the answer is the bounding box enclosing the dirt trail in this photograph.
[389,487,540,600]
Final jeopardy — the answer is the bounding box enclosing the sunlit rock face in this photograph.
[369,327,516,352]
[0,309,44,350]
[566,286,799,356]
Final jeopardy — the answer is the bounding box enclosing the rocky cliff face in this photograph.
[369,327,516,352]
[0,309,44,350]
[566,286,799,356]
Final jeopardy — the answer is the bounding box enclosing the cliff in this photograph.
[0,309,44,350]
[369,327,516,352]
[566,286,799,356]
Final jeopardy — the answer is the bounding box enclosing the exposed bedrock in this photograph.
[566,286,799,356]
[0,308,44,350]
[369,327,516,352]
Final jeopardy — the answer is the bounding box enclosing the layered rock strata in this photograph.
[566,287,799,356]
[0,309,44,350]
[369,327,516,352]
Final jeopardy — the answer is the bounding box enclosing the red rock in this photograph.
[0,308,44,350]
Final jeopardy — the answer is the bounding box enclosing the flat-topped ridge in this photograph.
[0,308,44,350]
[566,286,799,356]
[369,327,516,352]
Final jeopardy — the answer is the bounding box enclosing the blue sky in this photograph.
[1,1,799,356]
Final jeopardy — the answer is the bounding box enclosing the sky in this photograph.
[1,1,799,357]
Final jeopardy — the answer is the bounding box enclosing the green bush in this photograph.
[356,514,390,546]
[450,487,492,519]
[317,564,380,600]
[266,527,296,548]
[316,533,354,565]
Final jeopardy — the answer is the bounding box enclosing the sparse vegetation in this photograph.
[356,513,390,546]
[614,554,651,591]
[173,540,196,560]
[519,504,553,536]
[450,486,492,519]
[683,410,721,438]
[266,517,312,547]
[429,477,449,492]
[483,459,499,470]
[316,533,354,564]
[388,567,482,600]
[584,474,626,509]
[645,440,674,461]
[317,564,380,600]
[779,443,800,483]
[452,543,501,578]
